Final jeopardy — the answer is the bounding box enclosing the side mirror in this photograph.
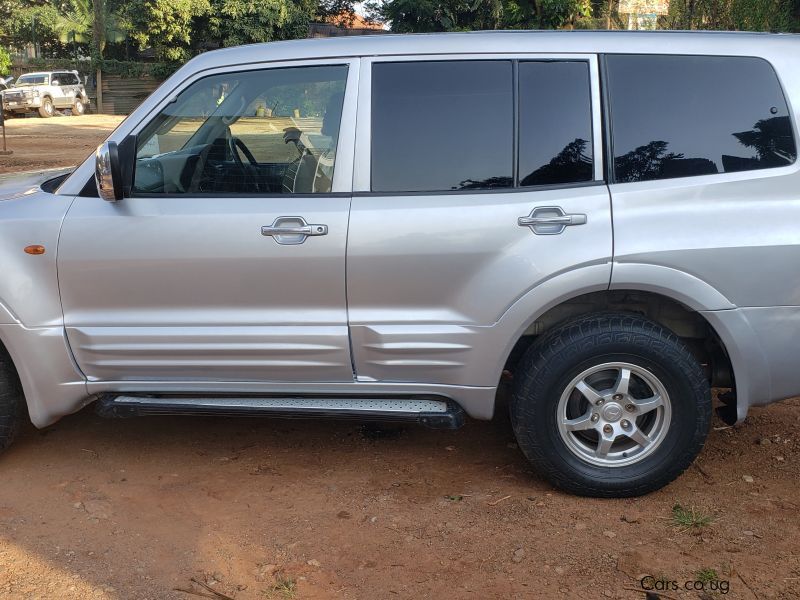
[95,141,123,201]
[51,80,60,86]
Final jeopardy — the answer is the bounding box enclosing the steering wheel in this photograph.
[228,136,261,192]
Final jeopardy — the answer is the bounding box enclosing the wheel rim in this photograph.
[75,101,83,114]
[45,101,53,115]
[556,362,672,467]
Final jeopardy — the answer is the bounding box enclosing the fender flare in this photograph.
[0,297,20,325]
[486,262,767,423]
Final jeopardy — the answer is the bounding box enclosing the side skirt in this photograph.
[95,393,466,430]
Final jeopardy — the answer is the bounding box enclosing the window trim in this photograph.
[354,53,603,195]
[602,53,799,186]
[127,57,360,198]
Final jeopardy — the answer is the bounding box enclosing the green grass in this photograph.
[671,503,714,530]
[696,568,720,584]
[263,573,297,600]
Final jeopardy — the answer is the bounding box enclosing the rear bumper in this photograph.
[701,305,800,422]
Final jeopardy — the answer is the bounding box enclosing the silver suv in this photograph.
[1,70,89,118]
[0,31,798,497]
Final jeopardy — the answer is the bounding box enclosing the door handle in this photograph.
[518,207,587,235]
[261,217,328,245]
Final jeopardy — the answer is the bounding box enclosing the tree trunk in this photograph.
[607,0,613,29]
[92,0,105,59]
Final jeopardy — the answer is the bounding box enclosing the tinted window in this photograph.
[17,74,48,86]
[133,65,347,195]
[607,55,797,183]
[518,61,593,186]
[371,61,513,192]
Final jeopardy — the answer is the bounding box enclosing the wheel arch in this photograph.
[493,264,768,424]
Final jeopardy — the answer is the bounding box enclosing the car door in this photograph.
[346,55,612,387]
[50,72,70,108]
[58,59,359,383]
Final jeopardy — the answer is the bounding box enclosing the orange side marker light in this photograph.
[24,245,46,255]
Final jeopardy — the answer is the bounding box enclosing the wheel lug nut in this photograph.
[621,420,631,430]
[613,394,623,401]
[625,403,636,412]
[591,413,600,423]
[603,424,613,435]
[595,399,604,406]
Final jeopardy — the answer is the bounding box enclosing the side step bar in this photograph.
[95,394,466,430]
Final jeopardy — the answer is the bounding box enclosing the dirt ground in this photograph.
[0,114,125,174]
[0,115,799,600]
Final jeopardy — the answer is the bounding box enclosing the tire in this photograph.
[0,347,22,454]
[38,97,54,118]
[510,312,711,497]
[72,98,85,116]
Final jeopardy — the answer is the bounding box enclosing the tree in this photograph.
[0,46,10,75]
[666,0,794,31]
[368,0,594,32]
[124,0,211,61]
[200,0,313,48]
[1,1,65,57]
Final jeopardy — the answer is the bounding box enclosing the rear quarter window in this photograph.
[606,55,797,183]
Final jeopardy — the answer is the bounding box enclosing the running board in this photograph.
[95,394,466,430]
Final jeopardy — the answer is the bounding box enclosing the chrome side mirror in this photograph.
[95,141,123,201]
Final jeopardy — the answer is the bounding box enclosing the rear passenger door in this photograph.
[50,72,71,108]
[346,56,613,387]
[605,55,799,307]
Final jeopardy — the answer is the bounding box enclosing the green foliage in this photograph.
[203,0,313,48]
[666,0,794,31]
[0,46,10,75]
[369,0,597,32]
[96,58,179,78]
[671,503,714,531]
[540,0,593,28]
[123,0,211,61]
[3,2,64,55]
[367,0,508,32]
[0,0,794,78]
[696,568,720,584]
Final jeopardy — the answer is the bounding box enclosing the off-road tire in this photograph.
[510,312,711,497]
[0,347,22,453]
[38,97,54,118]
[72,98,85,116]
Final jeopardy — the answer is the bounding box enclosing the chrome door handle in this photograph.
[261,224,328,236]
[261,217,328,245]
[518,207,587,235]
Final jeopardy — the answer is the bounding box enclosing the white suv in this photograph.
[1,70,89,118]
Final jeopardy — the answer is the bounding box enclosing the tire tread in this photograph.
[511,312,711,497]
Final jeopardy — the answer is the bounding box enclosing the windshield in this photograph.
[16,74,48,86]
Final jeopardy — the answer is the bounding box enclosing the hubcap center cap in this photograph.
[601,402,623,423]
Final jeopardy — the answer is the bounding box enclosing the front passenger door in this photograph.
[59,60,358,384]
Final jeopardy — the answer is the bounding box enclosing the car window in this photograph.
[133,65,348,195]
[518,61,594,186]
[17,74,48,86]
[371,60,513,193]
[606,55,797,183]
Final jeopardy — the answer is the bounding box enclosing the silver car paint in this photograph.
[0,31,797,427]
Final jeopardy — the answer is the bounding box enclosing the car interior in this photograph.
[133,65,346,196]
